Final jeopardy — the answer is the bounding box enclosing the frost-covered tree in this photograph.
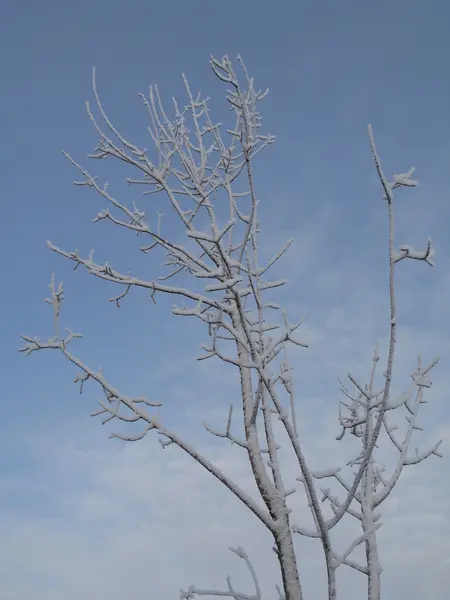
[21,55,442,600]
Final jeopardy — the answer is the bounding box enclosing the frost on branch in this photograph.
[393,237,435,265]
[292,129,441,599]
[181,547,264,600]
[21,54,310,600]
[21,56,441,600]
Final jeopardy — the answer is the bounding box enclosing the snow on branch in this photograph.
[21,276,273,531]
[393,237,435,266]
[204,404,276,454]
[318,128,438,532]
[21,55,442,600]
[293,131,440,600]
[181,546,262,600]
[331,523,383,574]
[45,241,233,315]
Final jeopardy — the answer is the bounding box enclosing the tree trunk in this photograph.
[274,516,304,600]
[366,532,381,600]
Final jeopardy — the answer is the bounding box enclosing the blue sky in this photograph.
[1,1,450,599]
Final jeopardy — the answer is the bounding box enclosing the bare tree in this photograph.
[21,55,442,600]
